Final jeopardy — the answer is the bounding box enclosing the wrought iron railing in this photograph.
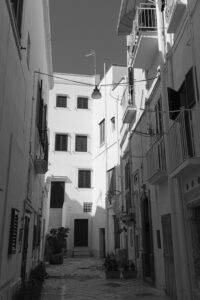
[167,109,200,173]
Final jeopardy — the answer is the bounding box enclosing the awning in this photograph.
[117,0,137,36]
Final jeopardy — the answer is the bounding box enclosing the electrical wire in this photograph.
[35,71,159,87]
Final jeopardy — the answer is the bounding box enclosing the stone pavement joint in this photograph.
[40,257,170,300]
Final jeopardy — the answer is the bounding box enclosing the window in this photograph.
[78,170,91,188]
[168,67,196,120]
[8,208,19,255]
[55,134,68,151]
[83,202,92,213]
[50,181,65,208]
[107,167,116,193]
[26,33,31,69]
[111,117,115,132]
[99,119,105,145]
[155,98,163,136]
[56,95,67,108]
[10,0,24,37]
[77,97,88,109]
[75,135,87,152]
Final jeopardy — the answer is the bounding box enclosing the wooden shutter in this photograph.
[76,135,87,152]
[167,87,181,120]
[8,208,19,255]
[79,170,91,188]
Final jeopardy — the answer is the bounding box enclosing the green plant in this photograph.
[104,253,119,271]
[47,227,69,254]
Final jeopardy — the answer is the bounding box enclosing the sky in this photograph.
[49,0,126,78]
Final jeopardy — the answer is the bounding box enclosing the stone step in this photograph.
[73,247,91,258]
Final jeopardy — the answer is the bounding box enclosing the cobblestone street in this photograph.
[40,258,170,300]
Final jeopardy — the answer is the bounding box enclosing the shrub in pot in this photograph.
[104,253,121,279]
[46,227,69,265]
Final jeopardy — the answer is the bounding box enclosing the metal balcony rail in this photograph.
[167,109,200,173]
[136,3,157,31]
[146,136,166,180]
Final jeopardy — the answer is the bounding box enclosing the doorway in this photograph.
[74,219,88,247]
[99,228,105,258]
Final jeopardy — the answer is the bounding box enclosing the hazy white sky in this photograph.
[49,0,126,78]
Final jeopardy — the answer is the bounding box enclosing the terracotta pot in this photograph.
[49,252,64,265]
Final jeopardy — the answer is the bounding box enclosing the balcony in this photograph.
[167,109,200,178]
[146,137,167,185]
[122,92,137,124]
[130,3,158,69]
[165,0,187,33]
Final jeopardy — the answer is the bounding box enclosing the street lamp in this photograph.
[85,49,102,99]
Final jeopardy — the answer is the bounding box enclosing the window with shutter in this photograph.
[56,95,67,108]
[78,170,91,188]
[167,87,181,120]
[50,181,65,208]
[75,135,87,152]
[55,134,68,151]
[77,97,88,109]
[107,167,116,193]
[8,208,19,255]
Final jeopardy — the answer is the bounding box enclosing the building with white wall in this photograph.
[0,0,53,298]
[117,0,200,299]
[46,66,126,258]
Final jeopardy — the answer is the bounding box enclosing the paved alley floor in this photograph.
[40,257,170,300]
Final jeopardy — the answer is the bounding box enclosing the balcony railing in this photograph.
[129,3,158,69]
[165,0,187,33]
[167,109,200,177]
[146,136,167,185]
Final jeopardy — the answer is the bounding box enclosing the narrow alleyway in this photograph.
[40,258,170,300]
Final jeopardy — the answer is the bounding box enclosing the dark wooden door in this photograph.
[161,214,177,299]
[74,219,88,247]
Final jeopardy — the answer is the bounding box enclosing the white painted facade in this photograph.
[47,66,126,258]
[117,0,200,299]
[0,0,53,298]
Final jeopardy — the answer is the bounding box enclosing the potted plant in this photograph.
[46,227,69,265]
[104,253,121,279]
[121,260,137,279]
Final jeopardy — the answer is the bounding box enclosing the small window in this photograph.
[56,95,67,108]
[50,181,65,208]
[75,135,87,152]
[99,119,105,145]
[8,208,19,255]
[55,134,68,151]
[111,117,115,132]
[77,97,88,109]
[78,170,91,188]
[83,202,92,213]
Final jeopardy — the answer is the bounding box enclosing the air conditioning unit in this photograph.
[34,159,48,174]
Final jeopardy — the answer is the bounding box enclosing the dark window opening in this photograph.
[50,181,65,208]
[56,95,67,108]
[77,97,88,109]
[8,208,19,255]
[75,135,87,152]
[78,170,91,188]
[55,134,68,151]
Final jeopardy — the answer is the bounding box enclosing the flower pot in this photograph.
[122,270,137,279]
[105,270,121,279]
[49,252,64,265]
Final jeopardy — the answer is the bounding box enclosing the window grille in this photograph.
[83,202,92,213]
[8,208,19,255]
[56,95,67,108]
[77,97,88,109]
